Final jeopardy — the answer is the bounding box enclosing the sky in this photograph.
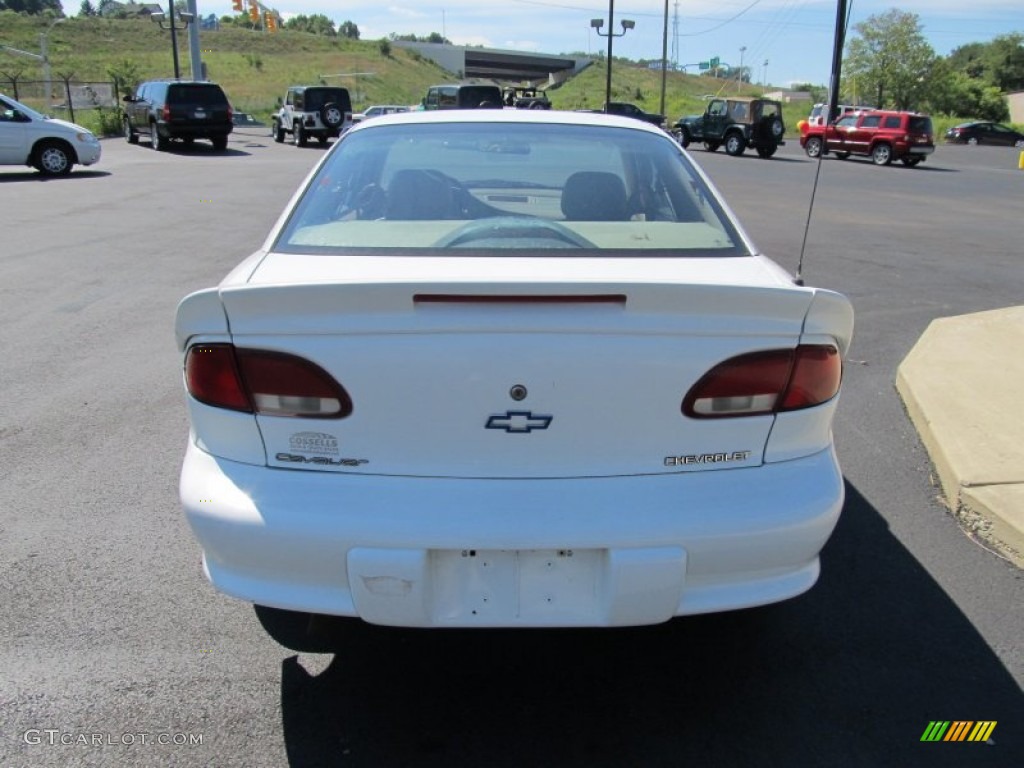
[201,0,1022,88]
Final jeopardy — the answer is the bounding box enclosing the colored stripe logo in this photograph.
[921,721,997,742]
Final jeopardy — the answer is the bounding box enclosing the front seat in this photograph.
[386,169,453,220]
[560,171,629,221]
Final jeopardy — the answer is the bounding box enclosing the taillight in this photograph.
[185,344,352,418]
[162,104,171,122]
[227,104,233,123]
[682,345,841,418]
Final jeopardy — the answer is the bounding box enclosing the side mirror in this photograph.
[122,95,135,103]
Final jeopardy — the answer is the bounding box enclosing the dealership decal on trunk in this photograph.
[288,431,339,454]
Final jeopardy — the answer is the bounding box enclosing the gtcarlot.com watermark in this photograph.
[23,729,203,747]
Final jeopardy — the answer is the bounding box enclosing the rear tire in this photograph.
[704,141,720,152]
[211,135,228,151]
[153,128,169,152]
[756,144,776,158]
[293,122,306,147]
[900,156,922,167]
[871,143,893,166]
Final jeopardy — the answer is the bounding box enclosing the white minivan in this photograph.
[0,92,101,176]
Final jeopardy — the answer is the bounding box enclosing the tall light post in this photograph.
[40,17,65,107]
[150,3,195,80]
[763,59,769,89]
[590,2,634,110]
[737,45,746,93]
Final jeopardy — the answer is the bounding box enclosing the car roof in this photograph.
[347,108,672,134]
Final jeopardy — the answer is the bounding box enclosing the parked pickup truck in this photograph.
[579,102,665,127]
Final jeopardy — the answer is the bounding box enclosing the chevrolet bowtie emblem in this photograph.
[485,411,553,433]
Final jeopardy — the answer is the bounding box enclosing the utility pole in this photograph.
[737,46,746,93]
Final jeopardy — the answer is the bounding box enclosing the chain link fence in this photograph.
[2,77,120,128]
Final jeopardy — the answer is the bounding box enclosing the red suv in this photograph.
[800,110,934,167]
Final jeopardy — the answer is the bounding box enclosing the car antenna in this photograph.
[796,0,851,286]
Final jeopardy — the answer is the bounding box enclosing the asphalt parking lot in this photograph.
[2,127,1022,766]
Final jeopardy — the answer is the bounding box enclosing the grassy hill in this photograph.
[1,12,780,134]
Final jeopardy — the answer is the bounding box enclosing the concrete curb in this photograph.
[895,306,1024,567]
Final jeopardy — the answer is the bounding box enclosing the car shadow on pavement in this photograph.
[0,170,111,182]
[151,145,252,158]
[277,481,1022,767]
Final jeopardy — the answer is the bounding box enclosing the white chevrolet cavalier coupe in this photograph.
[175,109,853,650]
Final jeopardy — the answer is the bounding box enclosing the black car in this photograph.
[422,84,503,110]
[123,80,233,151]
[944,121,1024,147]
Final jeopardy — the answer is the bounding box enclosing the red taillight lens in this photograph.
[683,345,841,418]
[227,104,233,123]
[780,345,842,409]
[185,344,352,418]
[162,104,171,122]
[185,344,251,412]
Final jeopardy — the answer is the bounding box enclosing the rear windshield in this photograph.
[457,86,502,107]
[305,89,351,111]
[908,116,933,134]
[274,121,747,258]
[168,85,227,106]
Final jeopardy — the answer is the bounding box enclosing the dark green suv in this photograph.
[674,98,785,158]
[123,80,233,151]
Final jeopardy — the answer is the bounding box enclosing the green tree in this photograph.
[338,20,360,40]
[980,33,1024,92]
[107,57,141,98]
[79,0,96,16]
[843,9,936,110]
[285,14,336,37]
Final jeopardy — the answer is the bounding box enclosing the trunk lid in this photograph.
[219,254,817,479]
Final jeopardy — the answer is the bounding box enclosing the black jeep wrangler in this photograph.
[674,98,785,158]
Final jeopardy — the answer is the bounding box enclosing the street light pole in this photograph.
[150,3,195,79]
[590,2,635,110]
[40,17,65,107]
[737,46,746,93]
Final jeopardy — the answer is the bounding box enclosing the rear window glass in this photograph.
[274,121,746,258]
[909,116,932,133]
[169,85,227,106]
[457,86,501,107]
[304,89,351,111]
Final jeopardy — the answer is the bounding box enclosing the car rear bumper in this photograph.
[180,441,844,627]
